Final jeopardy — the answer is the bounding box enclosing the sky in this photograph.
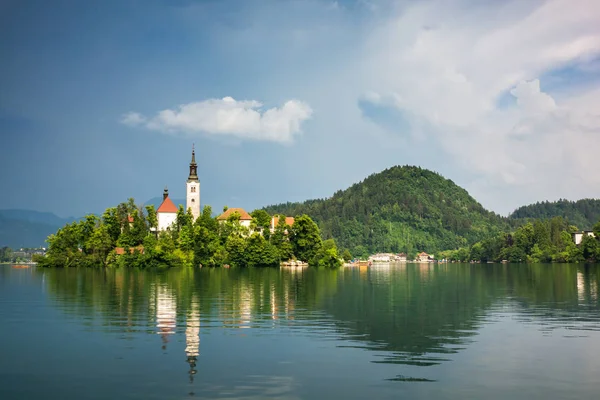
[1,0,600,218]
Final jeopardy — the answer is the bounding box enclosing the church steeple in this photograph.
[186,144,201,221]
[188,144,198,182]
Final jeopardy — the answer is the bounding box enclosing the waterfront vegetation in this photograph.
[439,217,600,263]
[36,198,341,269]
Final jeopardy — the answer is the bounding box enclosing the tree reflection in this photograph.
[37,264,600,381]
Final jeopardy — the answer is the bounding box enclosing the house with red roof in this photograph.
[157,187,178,231]
[216,207,253,228]
[270,216,295,234]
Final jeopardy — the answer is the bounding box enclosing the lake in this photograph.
[1,263,599,399]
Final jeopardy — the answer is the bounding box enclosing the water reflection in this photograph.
[185,295,200,384]
[30,264,600,394]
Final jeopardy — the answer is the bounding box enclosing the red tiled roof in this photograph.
[157,196,178,213]
[272,216,295,227]
[115,246,144,255]
[217,207,252,221]
[127,215,134,223]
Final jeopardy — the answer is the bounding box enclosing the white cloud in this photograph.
[123,97,312,144]
[350,0,600,212]
[120,112,146,126]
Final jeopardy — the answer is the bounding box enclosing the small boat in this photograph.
[12,265,31,269]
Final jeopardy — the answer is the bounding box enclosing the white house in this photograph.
[157,188,178,231]
[573,231,596,245]
[216,207,253,228]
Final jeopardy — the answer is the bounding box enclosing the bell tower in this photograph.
[186,145,200,221]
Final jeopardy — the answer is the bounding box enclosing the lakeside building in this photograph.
[417,252,434,262]
[156,187,178,232]
[216,208,253,228]
[270,216,295,234]
[573,231,596,245]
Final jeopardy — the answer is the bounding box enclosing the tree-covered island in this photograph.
[35,165,600,268]
[36,198,343,269]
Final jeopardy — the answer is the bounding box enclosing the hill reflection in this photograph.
[37,264,600,382]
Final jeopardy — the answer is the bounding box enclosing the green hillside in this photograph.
[263,166,510,257]
[509,199,600,230]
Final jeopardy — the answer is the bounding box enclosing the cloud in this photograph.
[122,97,312,144]
[120,112,147,126]
[348,0,600,212]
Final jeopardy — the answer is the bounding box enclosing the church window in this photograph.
[191,187,196,193]
[191,199,195,202]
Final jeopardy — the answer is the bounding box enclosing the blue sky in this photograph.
[1,0,599,218]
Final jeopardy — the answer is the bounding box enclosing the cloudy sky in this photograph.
[1,0,599,218]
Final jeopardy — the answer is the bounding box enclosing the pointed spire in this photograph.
[188,144,198,181]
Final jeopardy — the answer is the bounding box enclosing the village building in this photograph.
[216,208,253,228]
[396,252,407,262]
[417,252,434,262]
[270,216,295,234]
[573,231,596,245]
[157,187,178,231]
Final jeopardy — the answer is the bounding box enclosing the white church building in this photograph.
[156,147,201,231]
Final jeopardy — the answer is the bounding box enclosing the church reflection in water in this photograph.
[185,295,200,383]
[152,284,177,350]
[150,283,201,384]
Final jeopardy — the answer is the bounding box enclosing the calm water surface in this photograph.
[1,263,599,399]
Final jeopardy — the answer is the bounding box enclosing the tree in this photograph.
[271,215,294,261]
[581,234,598,262]
[251,209,271,230]
[290,215,322,262]
[244,233,278,267]
[593,220,600,239]
[341,249,352,262]
[102,207,121,246]
[311,239,342,268]
[145,205,158,230]
[85,224,113,266]
[225,234,247,267]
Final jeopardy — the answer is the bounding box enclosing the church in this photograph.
[156,147,200,231]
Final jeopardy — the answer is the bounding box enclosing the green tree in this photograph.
[225,234,247,267]
[250,209,271,230]
[581,234,598,262]
[85,224,113,266]
[341,249,352,262]
[245,233,278,267]
[290,215,322,262]
[145,205,158,230]
[271,215,294,261]
[311,239,342,268]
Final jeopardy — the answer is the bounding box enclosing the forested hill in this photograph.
[509,199,600,229]
[263,166,510,257]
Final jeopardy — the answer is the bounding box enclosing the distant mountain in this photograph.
[144,197,186,210]
[0,210,78,248]
[509,199,600,230]
[263,165,511,255]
